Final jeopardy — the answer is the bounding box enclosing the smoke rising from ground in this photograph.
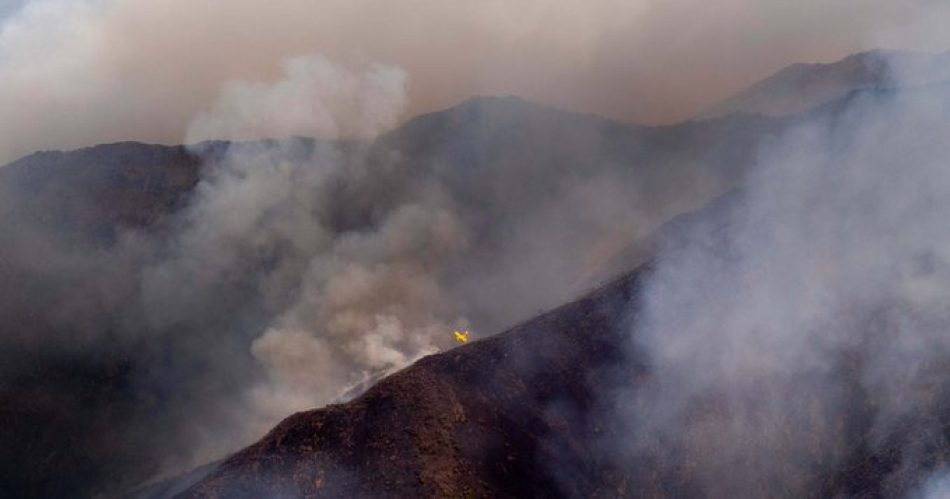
[619,60,950,496]
[1,0,950,162]
[0,50,730,491]
[186,56,407,143]
[3,42,738,492]
[174,56,682,445]
[2,2,950,494]
[248,203,467,424]
[137,57,435,459]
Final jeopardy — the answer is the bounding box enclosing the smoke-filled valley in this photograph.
[4,2,950,498]
[0,85,773,495]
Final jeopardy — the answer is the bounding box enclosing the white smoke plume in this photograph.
[248,203,468,425]
[136,55,460,462]
[152,50,719,471]
[186,56,407,143]
[620,60,950,495]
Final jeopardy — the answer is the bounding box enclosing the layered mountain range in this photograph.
[3,49,950,498]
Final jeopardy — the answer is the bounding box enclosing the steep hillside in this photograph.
[178,256,950,498]
[181,267,646,498]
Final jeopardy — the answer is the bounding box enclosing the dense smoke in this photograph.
[172,56,700,446]
[1,48,737,493]
[186,56,408,143]
[248,202,468,424]
[619,59,950,495]
[137,57,436,460]
[1,0,950,162]
[3,1,950,496]
[140,50,737,475]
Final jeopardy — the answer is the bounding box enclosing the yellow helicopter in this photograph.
[453,330,470,344]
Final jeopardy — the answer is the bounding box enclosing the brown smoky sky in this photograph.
[0,0,948,163]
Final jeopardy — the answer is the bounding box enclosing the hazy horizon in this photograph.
[0,0,948,163]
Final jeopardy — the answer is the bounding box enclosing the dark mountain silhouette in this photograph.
[0,142,211,239]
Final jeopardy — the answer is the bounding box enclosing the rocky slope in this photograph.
[177,257,950,498]
[180,267,645,498]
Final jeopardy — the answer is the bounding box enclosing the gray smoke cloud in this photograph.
[134,57,429,466]
[914,470,950,499]
[2,0,950,163]
[618,57,950,496]
[247,202,467,425]
[0,54,421,492]
[3,2,950,495]
[185,56,408,143]
[6,41,735,492]
[122,51,701,478]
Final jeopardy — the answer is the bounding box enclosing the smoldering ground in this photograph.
[611,65,950,495]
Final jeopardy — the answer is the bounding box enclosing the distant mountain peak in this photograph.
[699,48,950,120]
[451,94,535,110]
[402,95,577,128]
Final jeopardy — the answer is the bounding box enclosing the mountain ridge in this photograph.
[179,266,646,498]
[3,53,945,496]
[699,48,950,119]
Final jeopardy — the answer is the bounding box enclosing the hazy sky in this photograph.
[0,0,948,162]
[0,0,25,18]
